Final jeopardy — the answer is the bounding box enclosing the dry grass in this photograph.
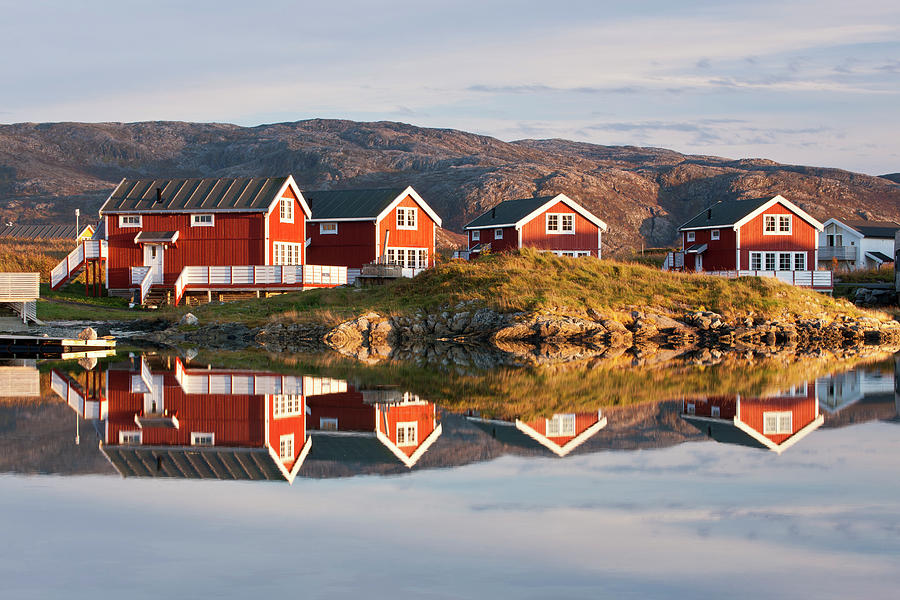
[0,238,77,281]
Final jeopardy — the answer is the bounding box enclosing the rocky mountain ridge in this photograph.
[1,119,898,253]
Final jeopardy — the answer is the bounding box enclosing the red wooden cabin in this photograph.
[78,357,314,482]
[462,193,607,258]
[305,386,443,468]
[663,195,831,290]
[466,410,607,457]
[305,186,442,281]
[680,384,824,453]
[52,175,347,305]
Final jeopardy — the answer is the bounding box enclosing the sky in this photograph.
[0,1,898,174]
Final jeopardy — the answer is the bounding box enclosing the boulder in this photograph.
[179,313,199,326]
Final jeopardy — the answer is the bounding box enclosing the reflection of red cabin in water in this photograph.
[60,357,315,483]
[306,387,442,468]
[466,410,607,457]
[680,384,824,453]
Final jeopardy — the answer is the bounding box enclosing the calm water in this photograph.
[1,352,898,599]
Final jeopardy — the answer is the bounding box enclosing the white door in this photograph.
[143,245,164,284]
[695,254,703,272]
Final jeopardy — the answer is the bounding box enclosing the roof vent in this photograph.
[707,208,712,220]
[156,188,162,203]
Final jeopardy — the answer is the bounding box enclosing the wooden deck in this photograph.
[0,272,41,324]
[0,335,115,359]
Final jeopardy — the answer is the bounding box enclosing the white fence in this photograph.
[706,270,833,289]
[172,264,348,305]
[0,272,39,300]
[51,240,106,288]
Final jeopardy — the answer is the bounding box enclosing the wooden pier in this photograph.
[0,335,115,359]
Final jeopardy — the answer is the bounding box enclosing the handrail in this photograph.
[50,241,107,288]
[139,266,155,304]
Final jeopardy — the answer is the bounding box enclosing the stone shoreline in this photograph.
[133,305,900,367]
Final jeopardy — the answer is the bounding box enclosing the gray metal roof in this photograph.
[306,432,398,465]
[305,188,405,220]
[842,220,900,239]
[465,196,555,229]
[865,250,894,263]
[0,224,91,239]
[134,231,178,243]
[100,177,289,213]
[681,417,769,451]
[102,445,290,481]
[680,197,773,230]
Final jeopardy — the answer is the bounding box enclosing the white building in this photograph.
[818,218,899,270]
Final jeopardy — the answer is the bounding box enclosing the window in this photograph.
[546,213,575,234]
[546,414,576,437]
[119,215,141,228]
[764,252,776,270]
[279,434,294,460]
[685,402,696,415]
[711,229,720,240]
[396,422,418,446]
[794,252,806,271]
[279,197,293,223]
[686,231,696,242]
[319,222,338,235]
[494,228,503,240]
[763,411,793,435]
[750,252,762,270]
[273,242,302,265]
[319,417,338,431]
[273,394,302,418]
[551,250,591,258]
[385,247,428,269]
[764,214,791,235]
[779,253,792,270]
[397,207,417,230]
[191,432,215,446]
[711,406,721,418]
[471,229,480,241]
[191,214,214,227]
[119,430,142,445]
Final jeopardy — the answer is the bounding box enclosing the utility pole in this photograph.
[75,208,80,240]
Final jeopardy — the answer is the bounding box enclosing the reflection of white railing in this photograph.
[172,265,347,305]
[706,270,833,289]
[50,240,106,288]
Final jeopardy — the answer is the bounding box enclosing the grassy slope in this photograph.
[181,249,873,326]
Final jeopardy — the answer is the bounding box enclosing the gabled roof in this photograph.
[467,413,607,457]
[305,185,442,226]
[681,413,825,454]
[465,193,608,231]
[824,218,900,239]
[0,224,94,240]
[99,176,311,218]
[866,251,893,263]
[680,195,823,232]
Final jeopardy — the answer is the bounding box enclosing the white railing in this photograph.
[0,272,39,300]
[139,267,155,304]
[173,264,348,305]
[50,240,106,288]
[662,252,685,271]
[706,270,833,289]
[9,301,38,324]
[130,266,149,285]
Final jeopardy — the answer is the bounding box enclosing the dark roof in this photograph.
[465,196,555,229]
[92,220,105,240]
[685,243,707,253]
[865,251,894,263]
[842,220,900,239]
[101,177,289,213]
[0,224,91,239]
[681,417,769,451]
[134,231,178,244]
[680,197,773,230]
[102,445,290,481]
[306,432,398,465]
[304,188,405,220]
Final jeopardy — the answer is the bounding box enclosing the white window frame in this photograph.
[279,197,294,223]
[191,214,214,227]
[273,394,302,418]
[396,421,418,447]
[119,215,142,228]
[191,432,215,446]
[711,229,720,240]
[385,247,428,269]
[545,213,575,235]
[396,207,418,230]
[119,430,142,445]
[494,228,503,240]
[279,434,295,460]
[319,417,338,431]
[686,231,696,242]
[763,411,793,435]
[750,252,762,270]
[686,402,695,415]
[779,252,792,271]
[550,250,591,258]
[471,229,480,241]
[764,213,792,235]
[764,252,776,270]
[711,406,721,418]
[319,222,338,235]
[272,242,302,265]
[546,414,576,437]
[794,252,806,271]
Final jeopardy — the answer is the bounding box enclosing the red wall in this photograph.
[307,220,377,269]
[378,403,437,457]
[685,397,738,419]
[267,186,307,265]
[738,204,817,270]
[267,397,306,469]
[521,412,600,446]
[378,195,436,266]
[681,228,737,270]
[468,226,517,252]
[306,391,377,432]
[738,394,818,445]
[520,201,600,255]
